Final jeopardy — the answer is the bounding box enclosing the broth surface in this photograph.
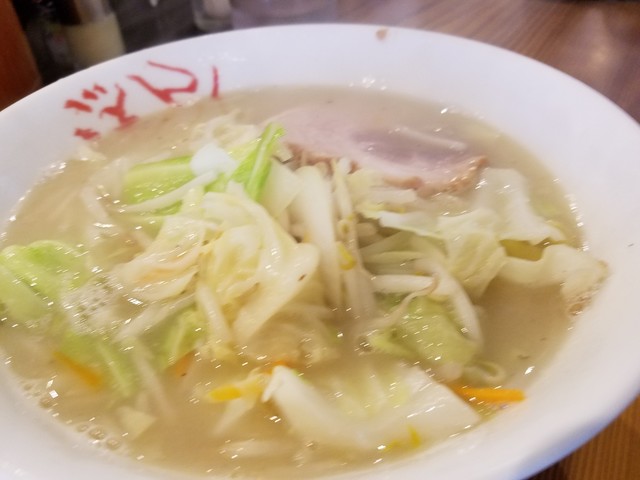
[0,87,586,478]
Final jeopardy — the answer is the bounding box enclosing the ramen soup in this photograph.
[0,87,607,478]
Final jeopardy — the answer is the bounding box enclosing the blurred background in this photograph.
[10,0,205,85]
[4,0,640,120]
[3,0,345,108]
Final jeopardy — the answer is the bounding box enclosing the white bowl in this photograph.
[1,24,640,480]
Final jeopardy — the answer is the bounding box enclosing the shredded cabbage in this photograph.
[0,111,609,463]
[200,191,321,343]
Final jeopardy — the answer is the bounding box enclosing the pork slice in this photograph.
[269,105,487,196]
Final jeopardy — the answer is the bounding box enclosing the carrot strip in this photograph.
[454,386,525,403]
[168,351,195,378]
[53,351,103,389]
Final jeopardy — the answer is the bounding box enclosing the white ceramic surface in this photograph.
[1,24,640,480]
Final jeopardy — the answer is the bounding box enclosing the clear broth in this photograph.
[0,87,580,478]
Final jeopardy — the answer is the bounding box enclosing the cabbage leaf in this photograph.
[263,363,480,451]
[58,330,138,398]
[0,240,87,329]
[471,168,566,244]
[0,263,50,327]
[0,240,87,301]
[498,244,608,312]
[370,295,478,369]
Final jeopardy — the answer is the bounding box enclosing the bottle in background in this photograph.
[13,0,76,84]
[54,0,125,69]
[0,0,42,110]
[192,0,232,33]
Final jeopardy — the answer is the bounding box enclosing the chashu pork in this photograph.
[268,104,487,197]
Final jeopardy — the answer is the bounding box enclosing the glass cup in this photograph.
[230,0,337,29]
[0,0,42,110]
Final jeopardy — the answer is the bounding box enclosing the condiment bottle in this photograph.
[54,0,125,69]
[13,0,75,84]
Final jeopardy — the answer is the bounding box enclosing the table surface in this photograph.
[55,0,640,478]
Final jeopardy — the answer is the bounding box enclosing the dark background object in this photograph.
[111,0,199,53]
